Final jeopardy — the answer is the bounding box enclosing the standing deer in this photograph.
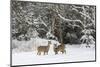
[54,42,66,54]
[37,41,51,55]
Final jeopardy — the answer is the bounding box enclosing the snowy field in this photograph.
[12,45,95,66]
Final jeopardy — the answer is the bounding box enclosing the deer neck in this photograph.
[61,43,64,46]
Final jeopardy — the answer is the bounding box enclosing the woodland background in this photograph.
[11,1,96,47]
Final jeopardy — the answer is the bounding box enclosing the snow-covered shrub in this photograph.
[80,35,95,44]
[12,38,36,52]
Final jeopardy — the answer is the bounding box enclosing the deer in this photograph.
[37,41,51,55]
[54,42,66,55]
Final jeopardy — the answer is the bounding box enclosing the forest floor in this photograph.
[12,45,95,66]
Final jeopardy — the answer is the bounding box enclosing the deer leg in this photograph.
[39,52,41,55]
[55,52,56,55]
[55,48,58,55]
[37,51,39,55]
[55,52,58,54]
[64,50,66,54]
[44,52,45,55]
[37,52,38,55]
[56,51,58,54]
[47,52,48,55]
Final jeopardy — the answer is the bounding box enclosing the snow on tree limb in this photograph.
[33,15,48,28]
[57,13,84,26]
[72,6,95,25]
[82,29,95,35]
[79,12,95,23]
[37,28,47,32]
[58,14,80,22]
[38,15,48,27]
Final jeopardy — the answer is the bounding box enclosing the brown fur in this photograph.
[54,43,66,54]
[37,41,51,55]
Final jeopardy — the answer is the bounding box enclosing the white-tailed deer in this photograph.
[37,41,51,55]
[54,43,66,54]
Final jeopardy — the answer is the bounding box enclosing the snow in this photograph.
[12,45,95,66]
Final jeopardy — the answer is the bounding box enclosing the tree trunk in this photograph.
[59,16,63,43]
[51,15,55,34]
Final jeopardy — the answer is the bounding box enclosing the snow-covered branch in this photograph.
[37,28,47,32]
[58,13,80,22]
[57,13,84,27]
[82,29,95,34]
[72,6,95,25]
[38,16,48,27]
[33,15,48,28]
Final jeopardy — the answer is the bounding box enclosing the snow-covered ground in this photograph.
[12,45,95,66]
